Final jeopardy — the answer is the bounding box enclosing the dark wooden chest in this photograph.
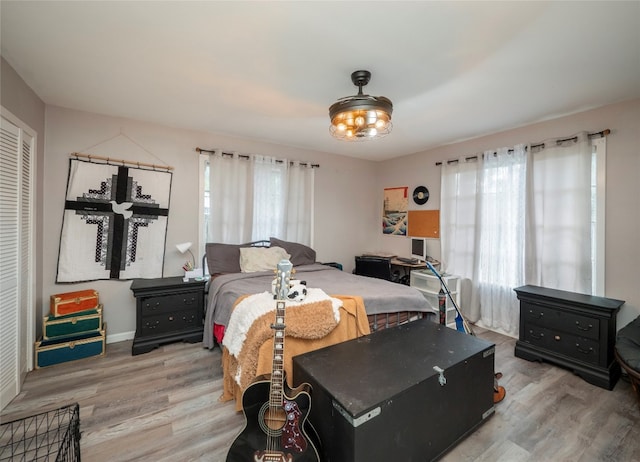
[293,318,495,462]
[514,285,624,389]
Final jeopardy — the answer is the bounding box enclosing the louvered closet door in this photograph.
[0,113,33,410]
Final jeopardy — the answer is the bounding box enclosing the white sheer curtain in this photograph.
[203,151,315,246]
[527,132,593,293]
[440,158,481,319]
[207,151,253,244]
[474,145,527,335]
[441,135,595,336]
[284,161,315,245]
[251,156,287,241]
[441,146,526,335]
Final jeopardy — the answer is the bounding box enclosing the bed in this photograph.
[203,238,434,349]
[204,238,436,409]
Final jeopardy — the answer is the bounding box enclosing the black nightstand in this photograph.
[130,277,206,355]
[514,285,624,390]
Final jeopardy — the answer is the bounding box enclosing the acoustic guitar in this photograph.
[226,259,320,462]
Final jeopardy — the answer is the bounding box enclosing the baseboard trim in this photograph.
[107,331,135,344]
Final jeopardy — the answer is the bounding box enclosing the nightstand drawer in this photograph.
[140,309,200,336]
[522,324,600,366]
[522,302,600,340]
[140,292,201,317]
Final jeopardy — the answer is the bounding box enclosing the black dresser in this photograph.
[130,277,206,355]
[514,285,624,390]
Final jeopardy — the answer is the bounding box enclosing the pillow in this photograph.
[239,246,291,273]
[205,243,246,275]
[269,237,316,266]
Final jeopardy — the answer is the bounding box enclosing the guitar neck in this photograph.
[269,300,286,407]
[269,259,292,406]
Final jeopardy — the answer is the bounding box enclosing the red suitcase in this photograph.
[50,289,99,317]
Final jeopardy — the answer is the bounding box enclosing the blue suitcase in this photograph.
[43,305,103,340]
[35,324,106,369]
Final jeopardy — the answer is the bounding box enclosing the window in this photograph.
[591,137,606,296]
[199,151,314,256]
[441,132,605,336]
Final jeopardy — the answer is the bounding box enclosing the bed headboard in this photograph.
[247,240,270,247]
[205,238,316,276]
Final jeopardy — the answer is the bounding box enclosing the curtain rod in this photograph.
[435,129,610,166]
[71,152,173,171]
[196,147,320,168]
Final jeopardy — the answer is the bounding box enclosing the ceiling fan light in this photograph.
[329,70,393,142]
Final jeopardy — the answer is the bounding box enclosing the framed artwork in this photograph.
[382,186,408,235]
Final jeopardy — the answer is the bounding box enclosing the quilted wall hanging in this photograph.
[56,157,172,282]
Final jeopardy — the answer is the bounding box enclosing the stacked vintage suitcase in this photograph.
[35,289,106,368]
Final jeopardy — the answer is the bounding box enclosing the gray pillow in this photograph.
[205,243,246,275]
[269,237,316,266]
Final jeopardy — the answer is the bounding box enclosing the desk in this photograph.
[390,258,427,269]
[390,258,426,285]
[356,255,430,284]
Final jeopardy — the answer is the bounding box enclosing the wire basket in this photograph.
[0,403,81,461]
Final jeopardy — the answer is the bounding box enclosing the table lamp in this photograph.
[176,242,196,270]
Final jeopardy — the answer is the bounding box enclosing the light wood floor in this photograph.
[2,328,639,461]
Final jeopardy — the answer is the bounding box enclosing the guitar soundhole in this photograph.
[259,402,286,436]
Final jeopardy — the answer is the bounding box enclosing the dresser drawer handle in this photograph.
[554,335,561,341]
[529,330,544,340]
[575,344,594,355]
[183,297,195,305]
[575,321,593,331]
[528,310,544,319]
[168,316,174,321]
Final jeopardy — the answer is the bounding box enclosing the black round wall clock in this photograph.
[412,186,429,205]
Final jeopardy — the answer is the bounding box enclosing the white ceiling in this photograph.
[2,1,639,161]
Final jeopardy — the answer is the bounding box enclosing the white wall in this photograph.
[371,155,444,262]
[43,106,378,341]
[35,97,640,341]
[375,98,640,329]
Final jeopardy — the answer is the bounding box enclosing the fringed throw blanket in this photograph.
[56,159,172,282]
[222,289,341,401]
